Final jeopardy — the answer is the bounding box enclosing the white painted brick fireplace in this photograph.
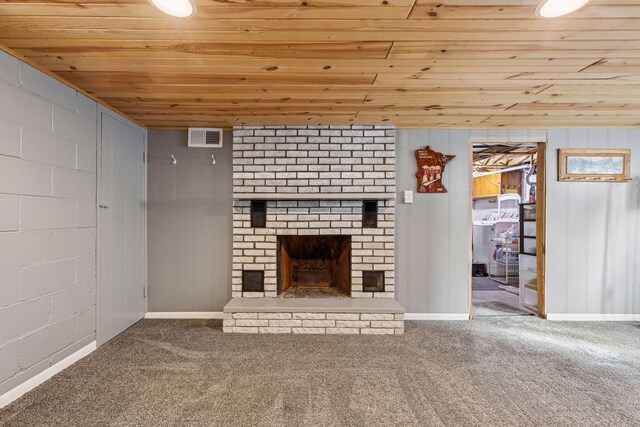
[223,125,404,334]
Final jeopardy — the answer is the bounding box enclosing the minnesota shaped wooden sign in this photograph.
[415,146,456,193]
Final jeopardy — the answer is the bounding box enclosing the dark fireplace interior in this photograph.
[278,235,351,298]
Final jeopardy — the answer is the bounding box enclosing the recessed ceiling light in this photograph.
[149,0,196,17]
[536,0,591,18]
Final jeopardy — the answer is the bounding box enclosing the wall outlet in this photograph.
[403,190,414,204]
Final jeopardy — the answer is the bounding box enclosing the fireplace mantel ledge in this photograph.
[233,192,395,201]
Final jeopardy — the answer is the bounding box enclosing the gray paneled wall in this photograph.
[395,130,472,315]
[396,129,639,316]
[0,50,98,396]
[545,129,640,316]
[146,128,639,317]
[147,130,233,312]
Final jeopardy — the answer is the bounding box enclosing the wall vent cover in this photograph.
[188,127,223,148]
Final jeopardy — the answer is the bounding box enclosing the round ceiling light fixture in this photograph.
[149,0,197,17]
[536,0,591,18]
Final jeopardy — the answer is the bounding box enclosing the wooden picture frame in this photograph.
[558,148,631,182]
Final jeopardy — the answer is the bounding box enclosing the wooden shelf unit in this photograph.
[519,203,538,310]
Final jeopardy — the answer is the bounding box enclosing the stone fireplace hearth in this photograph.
[223,125,404,334]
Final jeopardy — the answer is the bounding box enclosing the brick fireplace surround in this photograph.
[223,125,404,334]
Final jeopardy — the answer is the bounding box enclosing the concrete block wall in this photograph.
[0,51,98,396]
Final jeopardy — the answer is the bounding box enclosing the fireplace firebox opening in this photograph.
[277,235,351,298]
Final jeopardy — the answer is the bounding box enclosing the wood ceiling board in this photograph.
[2,40,393,59]
[387,50,640,60]
[1,0,640,128]
[105,96,537,106]
[138,114,362,128]
[6,16,640,32]
[362,93,640,103]
[547,84,640,94]
[28,56,599,67]
[38,63,592,75]
[5,25,640,43]
[15,45,640,61]
[91,90,371,100]
[356,108,640,117]
[508,103,640,111]
[54,71,378,86]
[114,105,524,115]
[409,2,640,19]
[0,2,413,19]
[389,41,640,51]
[421,0,639,4]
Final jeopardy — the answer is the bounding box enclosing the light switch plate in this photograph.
[403,190,413,204]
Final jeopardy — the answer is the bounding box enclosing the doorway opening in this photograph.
[470,140,546,318]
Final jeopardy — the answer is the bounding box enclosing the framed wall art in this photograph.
[558,148,631,182]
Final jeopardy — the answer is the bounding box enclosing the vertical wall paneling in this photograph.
[586,129,607,314]
[146,130,233,312]
[566,130,589,313]
[448,130,472,315]
[395,129,471,315]
[545,129,639,316]
[144,128,638,318]
[395,128,638,317]
[429,130,450,313]
[544,130,567,314]
[628,131,640,315]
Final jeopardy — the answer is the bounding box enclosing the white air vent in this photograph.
[188,127,223,148]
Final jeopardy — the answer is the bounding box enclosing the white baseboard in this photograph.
[405,313,469,320]
[546,314,640,321]
[0,341,96,409]
[145,312,224,319]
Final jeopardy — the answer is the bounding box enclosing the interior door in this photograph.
[98,110,146,345]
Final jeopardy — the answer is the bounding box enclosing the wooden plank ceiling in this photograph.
[1,0,640,128]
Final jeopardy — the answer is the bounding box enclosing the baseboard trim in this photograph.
[145,312,224,319]
[0,341,96,409]
[546,314,640,321]
[405,313,469,320]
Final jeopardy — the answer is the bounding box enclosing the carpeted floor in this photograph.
[471,276,503,291]
[1,319,640,426]
[472,288,533,317]
[473,300,532,316]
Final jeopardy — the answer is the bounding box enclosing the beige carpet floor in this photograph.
[1,318,640,426]
[472,289,533,316]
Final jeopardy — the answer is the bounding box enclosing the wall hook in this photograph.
[212,154,216,165]
[171,155,177,165]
